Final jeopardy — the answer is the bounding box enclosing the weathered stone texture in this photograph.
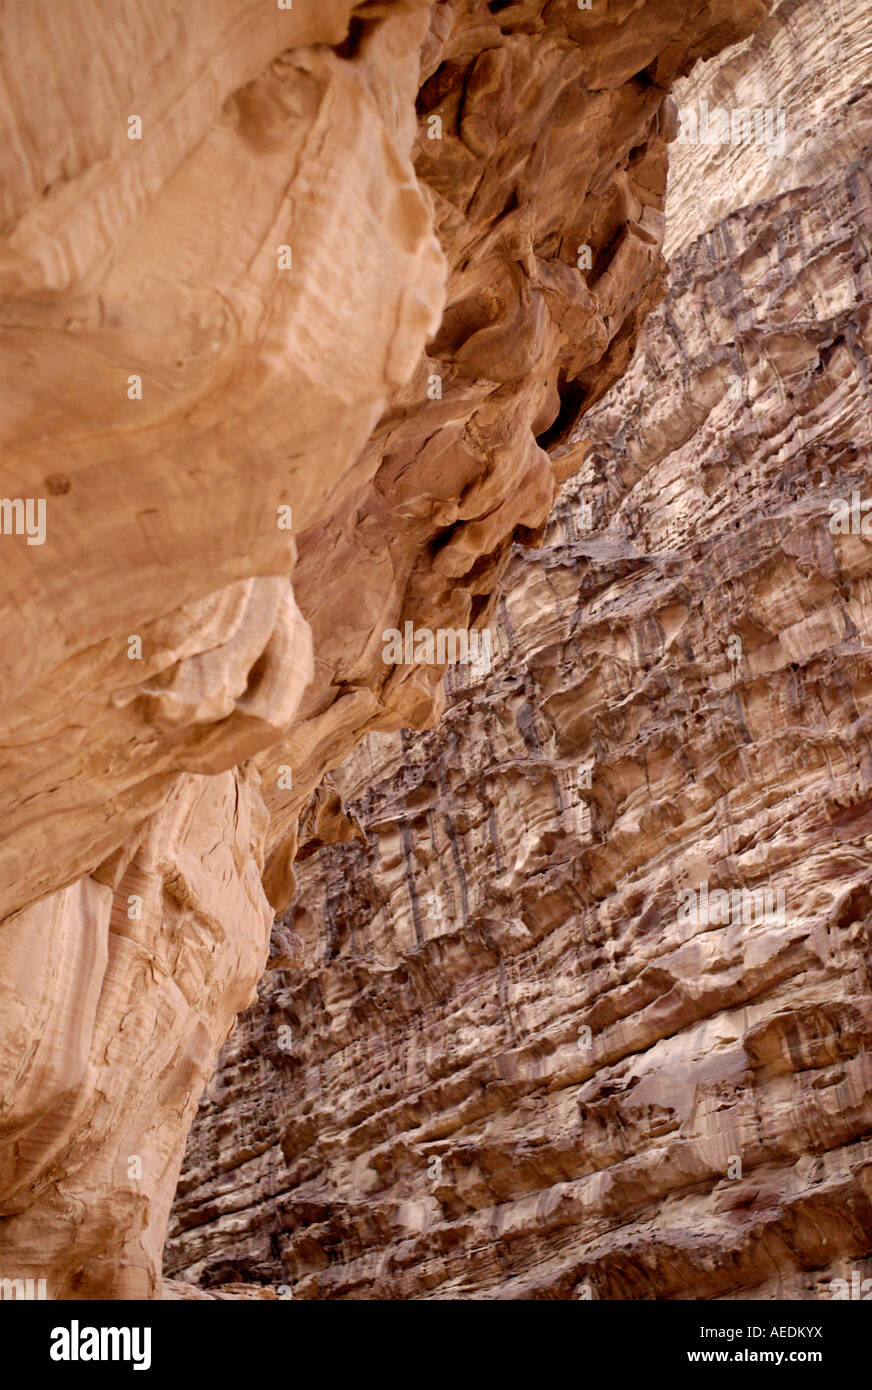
[0,0,765,1297]
[168,0,872,1299]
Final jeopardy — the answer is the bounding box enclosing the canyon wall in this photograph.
[168,0,872,1298]
[0,1,767,1298]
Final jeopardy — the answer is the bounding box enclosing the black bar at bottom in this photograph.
[0,1295,864,1378]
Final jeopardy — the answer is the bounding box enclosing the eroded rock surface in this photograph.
[0,0,765,1298]
[168,0,872,1299]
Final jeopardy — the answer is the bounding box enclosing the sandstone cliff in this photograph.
[168,0,872,1299]
[0,0,768,1298]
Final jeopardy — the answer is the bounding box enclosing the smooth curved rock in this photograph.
[1,0,769,1296]
[168,0,872,1300]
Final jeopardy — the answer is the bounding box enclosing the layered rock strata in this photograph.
[168,0,872,1299]
[0,0,765,1297]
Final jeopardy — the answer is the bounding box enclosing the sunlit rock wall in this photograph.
[168,0,872,1300]
[0,0,764,1298]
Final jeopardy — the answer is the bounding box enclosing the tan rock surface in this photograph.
[0,0,765,1298]
[168,0,872,1299]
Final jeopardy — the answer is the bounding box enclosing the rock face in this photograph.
[0,0,767,1299]
[167,0,872,1299]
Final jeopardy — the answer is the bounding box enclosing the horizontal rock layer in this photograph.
[0,0,765,1297]
[168,0,872,1299]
